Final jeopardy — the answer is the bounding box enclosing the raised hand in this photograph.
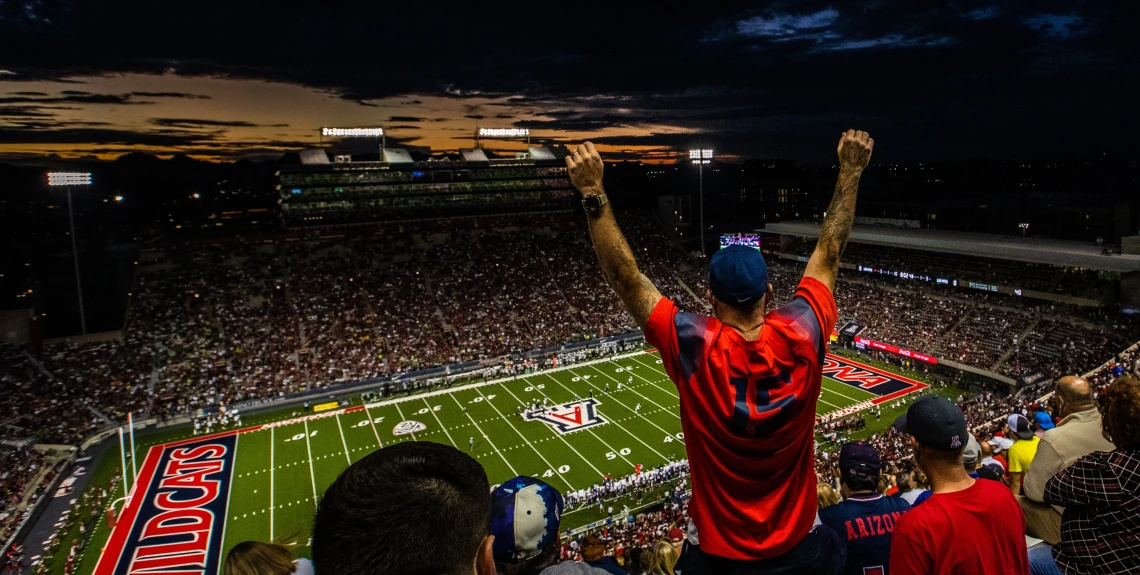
[565,142,605,196]
[837,129,874,172]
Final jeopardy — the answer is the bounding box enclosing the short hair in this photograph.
[495,544,560,575]
[582,534,605,562]
[224,541,296,575]
[1100,374,1140,451]
[841,468,880,493]
[311,441,491,575]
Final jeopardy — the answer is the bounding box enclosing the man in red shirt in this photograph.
[889,397,1030,575]
[565,130,874,573]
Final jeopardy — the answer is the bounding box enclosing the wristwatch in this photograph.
[582,193,608,214]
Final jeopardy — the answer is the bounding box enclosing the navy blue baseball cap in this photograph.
[893,396,969,451]
[839,440,881,478]
[490,476,564,563]
[709,245,769,304]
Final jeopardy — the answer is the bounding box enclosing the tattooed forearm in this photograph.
[817,168,862,269]
[586,203,662,328]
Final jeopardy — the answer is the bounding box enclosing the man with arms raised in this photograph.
[565,130,874,573]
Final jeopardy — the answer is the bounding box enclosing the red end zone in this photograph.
[93,405,368,575]
[823,353,929,405]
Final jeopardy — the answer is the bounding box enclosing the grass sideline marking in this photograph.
[302,420,319,506]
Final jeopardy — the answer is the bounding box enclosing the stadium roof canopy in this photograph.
[766,220,1140,273]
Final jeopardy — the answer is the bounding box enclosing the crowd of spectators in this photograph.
[4,210,1139,453]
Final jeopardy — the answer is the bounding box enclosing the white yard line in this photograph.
[425,397,458,448]
[393,402,417,440]
[626,355,682,398]
[496,384,607,478]
[582,364,680,420]
[820,380,875,403]
[544,374,672,461]
[269,426,275,539]
[361,403,384,447]
[216,432,240,575]
[334,412,352,465]
[448,393,517,476]
[302,420,319,506]
[473,387,577,491]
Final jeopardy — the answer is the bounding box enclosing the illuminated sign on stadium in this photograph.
[321,127,384,137]
[853,336,938,364]
[478,128,530,138]
[855,266,931,282]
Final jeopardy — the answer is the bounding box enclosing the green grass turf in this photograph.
[69,350,893,572]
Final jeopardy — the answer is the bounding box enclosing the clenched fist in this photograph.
[565,142,605,196]
[838,129,874,172]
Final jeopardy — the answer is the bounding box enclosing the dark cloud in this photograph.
[130,91,212,99]
[464,114,486,120]
[150,118,265,128]
[0,127,217,147]
[385,125,422,130]
[0,93,148,105]
[387,116,423,122]
[0,1,1135,161]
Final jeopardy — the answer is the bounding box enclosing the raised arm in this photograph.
[566,142,662,328]
[803,130,874,292]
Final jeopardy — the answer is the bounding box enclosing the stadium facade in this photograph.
[278,147,576,226]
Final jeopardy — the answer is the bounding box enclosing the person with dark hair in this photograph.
[1021,376,1114,545]
[224,541,313,575]
[579,534,623,575]
[1034,375,1140,575]
[889,397,1029,575]
[819,441,910,575]
[565,131,873,573]
[310,441,496,575]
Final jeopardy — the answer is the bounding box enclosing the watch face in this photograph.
[584,196,601,209]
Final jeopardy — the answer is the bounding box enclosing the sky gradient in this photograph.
[1,1,1135,163]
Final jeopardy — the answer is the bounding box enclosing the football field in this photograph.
[92,349,927,575]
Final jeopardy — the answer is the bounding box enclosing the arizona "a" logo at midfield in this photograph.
[525,398,607,434]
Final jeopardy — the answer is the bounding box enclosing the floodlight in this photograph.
[47,172,92,186]
[321,127,384,137]
[478,128,530,138]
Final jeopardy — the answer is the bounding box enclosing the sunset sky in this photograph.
[1,1,1135,163]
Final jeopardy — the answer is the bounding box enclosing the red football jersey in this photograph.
[889,478,1029,575]
[645,276,837,560]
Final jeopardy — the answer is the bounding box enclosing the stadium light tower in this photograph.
[689,149,713,256]
[47,172,92,334]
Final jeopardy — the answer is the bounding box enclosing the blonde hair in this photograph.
[224,541,296,575]
[817,481,840,509]
[648,539,678,575]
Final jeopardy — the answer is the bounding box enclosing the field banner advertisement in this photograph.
[853,336,938,364]
[312,401,340,413]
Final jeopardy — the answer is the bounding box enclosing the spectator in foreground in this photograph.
[489,476,579,575]
[310,442,495,575]
[1020,376,1114,545]
[819,441,911,575]
[889,397,1029,575]
[1037,374,1140,575]
[963,433,982,478]
[565,132,873,572]
[223,541,314,575]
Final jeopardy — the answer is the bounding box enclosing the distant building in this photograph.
[278,147,575,226]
